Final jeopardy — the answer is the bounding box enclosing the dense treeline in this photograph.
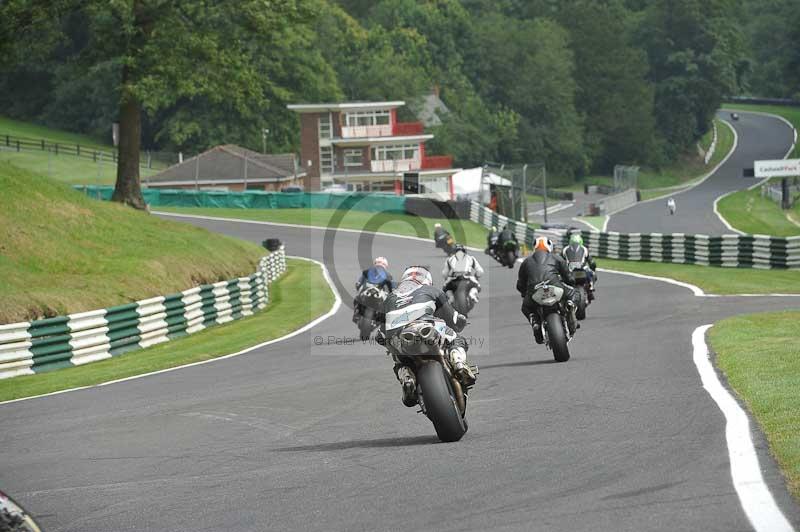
[0,0,787,192]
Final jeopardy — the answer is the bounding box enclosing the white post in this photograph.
[194,153,200,191]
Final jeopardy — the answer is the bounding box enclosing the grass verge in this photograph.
[637,119,735,190]
[156,207,502,250]
[0,162,265,323]
[0,259,333,402]
[574,216,605,231]
[0,115,109,149]
[716,183,800,237]
[709,311,800,501]
[599,258,800,294]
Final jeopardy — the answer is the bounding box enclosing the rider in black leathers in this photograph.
[497,225,517,250]
[382,266,476,407]
[516,237,580,343]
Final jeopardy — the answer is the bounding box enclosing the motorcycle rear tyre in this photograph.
[358,308,374,341]
[546,312,570,362]
[453,282,472,316]
[417,362,468,442]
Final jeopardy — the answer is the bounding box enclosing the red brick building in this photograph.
[287,101,458,198]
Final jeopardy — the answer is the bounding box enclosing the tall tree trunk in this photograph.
[111,75,146,210]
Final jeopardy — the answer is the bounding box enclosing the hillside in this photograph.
[0,161,264,323]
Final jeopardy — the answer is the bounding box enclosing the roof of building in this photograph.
[146,145,300,184]
[287,101,405,113]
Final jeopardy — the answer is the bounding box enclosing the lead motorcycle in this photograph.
[388,318,474,442]
[354,272,389,341]
[529,280,574,362]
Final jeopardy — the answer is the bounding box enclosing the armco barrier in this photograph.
[75,186,406,213]
[469,201,563,248]
[0,247,287,380]
[568,230,800,269]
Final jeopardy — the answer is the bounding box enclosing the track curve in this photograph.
[609,111,795,234]
[1,217,799,532]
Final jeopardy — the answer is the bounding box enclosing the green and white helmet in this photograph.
[569,233,584,246]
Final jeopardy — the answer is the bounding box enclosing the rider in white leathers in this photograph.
[442,245,484,304]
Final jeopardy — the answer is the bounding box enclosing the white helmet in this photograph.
[434,223,442,229]
[374,256,388,269]
[401,266,433,286]
[533,236,553,253]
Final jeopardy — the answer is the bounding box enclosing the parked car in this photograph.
[322,184,348,193]
[280,186,304,193]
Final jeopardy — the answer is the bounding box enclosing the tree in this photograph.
[2,0,316,209]
[557,0,657,171]
[635,0,742,157]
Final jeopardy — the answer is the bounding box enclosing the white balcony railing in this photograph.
[370,158,421,172]
[341,125,393,138]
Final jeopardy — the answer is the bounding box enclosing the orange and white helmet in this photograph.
[533,236,553,253]
[401,266,433,286]
[374,256,388,269]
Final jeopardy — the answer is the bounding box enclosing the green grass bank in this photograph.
[716,183,800,237]
[0,258,333,402]
[709,311,800,501]
[0,162,264,323]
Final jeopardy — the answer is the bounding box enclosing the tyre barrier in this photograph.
[567,231,800,269]
[0,247,287,380]
[469,200,800,269]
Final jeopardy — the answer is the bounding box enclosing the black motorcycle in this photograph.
[354,279,389,341]
[446,274,479,317]
[435,232,456,255]
[389,319,473,442]
[566,259,594,321]
[498,240,519,268]
[528,280,574,362]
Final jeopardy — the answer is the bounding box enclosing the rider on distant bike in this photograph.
[353,257,394,323]
[517,237,580,344]
[442,244,484,304]
[562,234,597,294]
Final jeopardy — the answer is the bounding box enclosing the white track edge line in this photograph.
[692,325,795,532]
[157,211,800,298]
[608,117,740,223]
[0,256,342,406]
[598,267,800,298]
[713,110,796,234]
[571,216,600,233]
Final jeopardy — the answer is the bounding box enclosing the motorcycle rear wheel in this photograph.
[453,282,472,316]
[505,250,516,268]
[576,287,587,321]
[417,362,468,442]
[546,312,570,362]
[357,308,374,341]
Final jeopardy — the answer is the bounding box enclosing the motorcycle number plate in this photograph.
[569,261,582,270]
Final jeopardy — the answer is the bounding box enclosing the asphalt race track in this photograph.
[609,111,795,234]
[2,214,800,531]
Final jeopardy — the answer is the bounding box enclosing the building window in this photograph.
[320,146,333,175]
[370,144,419,161]
[319,113,332,139]
[345,110,390,127]
[344,149,363,167]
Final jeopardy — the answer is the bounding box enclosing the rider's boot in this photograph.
[449,346,476,387]
[396,365,417,407]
